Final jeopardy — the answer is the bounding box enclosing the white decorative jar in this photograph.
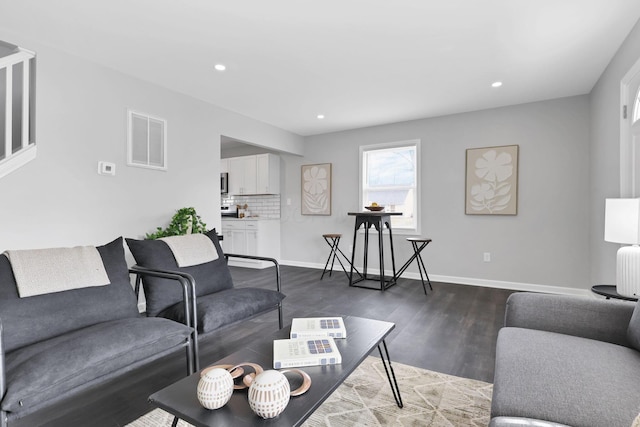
[197,368,234,410]
[247,370,291,419]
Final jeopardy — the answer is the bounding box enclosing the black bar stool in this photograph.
[394,238,433,295]
[320,234,355,280]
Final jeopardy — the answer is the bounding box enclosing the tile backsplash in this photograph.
[222,194,281,219]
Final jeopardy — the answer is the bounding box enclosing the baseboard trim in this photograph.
[279,259,591,297]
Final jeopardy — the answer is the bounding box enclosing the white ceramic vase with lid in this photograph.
[196,367,234,410]
[247,370,291,419]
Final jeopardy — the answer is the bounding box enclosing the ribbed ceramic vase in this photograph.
[197,368,234,410]
[247,370,291,419]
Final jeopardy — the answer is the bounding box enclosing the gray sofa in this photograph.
[491,292,640,427]
[0,237,195,426]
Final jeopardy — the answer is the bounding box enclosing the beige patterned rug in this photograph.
[128,356,493,427]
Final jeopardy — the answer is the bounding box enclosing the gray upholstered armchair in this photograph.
[491,292,640,427]
[127,229,285,370]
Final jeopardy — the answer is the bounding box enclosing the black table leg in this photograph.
[377,340,403,408]
[378,223,384,290]
[363,224,369,279]
[385,219,397,286]
[349,223,359,286]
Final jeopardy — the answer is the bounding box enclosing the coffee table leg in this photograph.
[377,340,403,408]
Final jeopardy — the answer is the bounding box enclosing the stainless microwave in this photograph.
[221,172,228,194]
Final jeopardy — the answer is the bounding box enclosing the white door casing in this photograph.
[620,57,640,197]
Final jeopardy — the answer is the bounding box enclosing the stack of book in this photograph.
[290,317,347,339]
[273,317,346,369]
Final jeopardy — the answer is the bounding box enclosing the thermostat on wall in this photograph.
[98,161,116,176]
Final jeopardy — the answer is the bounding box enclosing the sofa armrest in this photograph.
[504,292,635,347]
[129,266,198,372]
[224,254,283,329]
[0,322,4,400]
[0,321,6,427]
[224,253,281,291]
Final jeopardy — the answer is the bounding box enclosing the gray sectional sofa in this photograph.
[491,292,640,427]
[0,237,195,426]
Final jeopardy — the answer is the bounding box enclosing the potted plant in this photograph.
[145,207,208,239]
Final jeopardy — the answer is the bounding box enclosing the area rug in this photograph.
[127,356,493,427]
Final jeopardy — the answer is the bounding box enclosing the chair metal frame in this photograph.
[130,266,200,372]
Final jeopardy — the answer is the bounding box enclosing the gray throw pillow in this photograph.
[126,229,233,317]
[628,301,640,350]
[0,237,139,353]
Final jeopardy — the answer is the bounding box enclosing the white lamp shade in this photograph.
[604,198,640,244]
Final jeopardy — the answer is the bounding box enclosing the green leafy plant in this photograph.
[145,207,208,239]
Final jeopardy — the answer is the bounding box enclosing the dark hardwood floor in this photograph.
[12,265,515,427]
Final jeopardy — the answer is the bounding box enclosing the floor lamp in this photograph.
[604,198,640,297]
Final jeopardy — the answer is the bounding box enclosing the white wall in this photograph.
[4,19,639,294]
[589,19,640,285]
[282,96,591,293]
[0,31,303,252]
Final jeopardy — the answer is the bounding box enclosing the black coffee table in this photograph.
[149,316,402,427]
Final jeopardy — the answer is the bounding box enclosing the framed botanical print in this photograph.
[301,163,332,215]
[465,145,519,215]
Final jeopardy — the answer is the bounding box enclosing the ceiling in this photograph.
[1,1,640,136]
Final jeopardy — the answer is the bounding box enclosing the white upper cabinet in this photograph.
[228,155,257,195]
[227,153,279,195]
[256,153,280,194]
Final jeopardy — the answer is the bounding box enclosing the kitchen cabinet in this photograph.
[228,156,257,195]
[256,154,280,194]
[220,158,228,173]
[226,154,280,195]
[220,219,280,269]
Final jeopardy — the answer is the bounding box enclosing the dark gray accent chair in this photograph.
[491,292,640,427]
[0,237,195,426]
[126,229,285,370]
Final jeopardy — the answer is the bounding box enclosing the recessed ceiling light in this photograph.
[214,64,226,72]
[492,81,503,88]
[317,114,325,119]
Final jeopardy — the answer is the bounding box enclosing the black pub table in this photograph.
[348,211,402,291]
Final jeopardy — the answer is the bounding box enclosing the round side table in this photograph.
[591,285,638,302]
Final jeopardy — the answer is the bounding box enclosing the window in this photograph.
[360,140,420,233]
[0,41,36,179]
[127,110,167,170]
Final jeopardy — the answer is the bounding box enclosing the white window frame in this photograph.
[127,109,167,171]
[0,47,36,179]
[359,139,421,235]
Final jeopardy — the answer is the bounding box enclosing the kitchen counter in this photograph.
[221,217,280,221]
[220,219,280,269]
